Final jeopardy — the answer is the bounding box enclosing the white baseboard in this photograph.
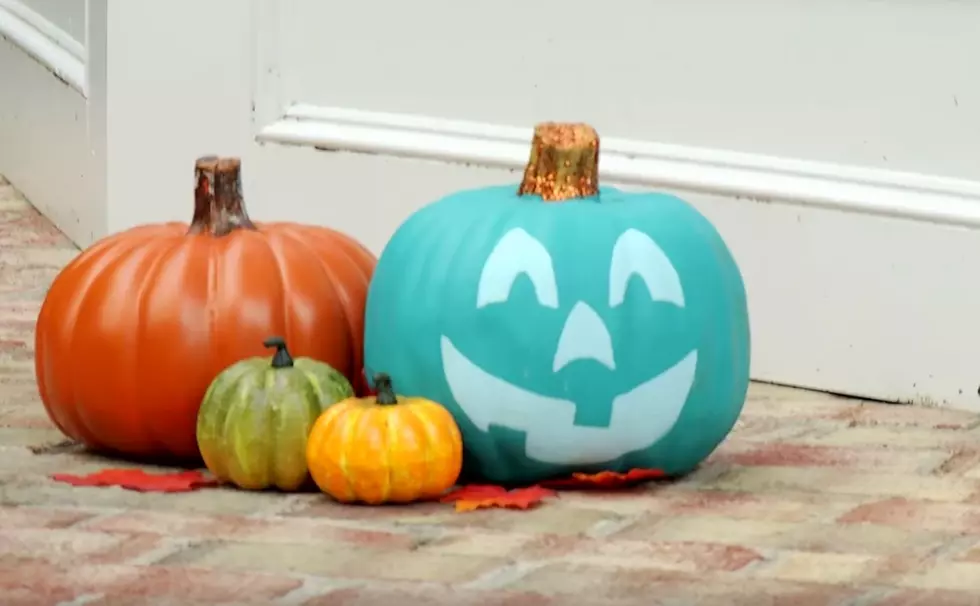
[258,104,980,229]
[0,0,85,95]
[256,104,980,412]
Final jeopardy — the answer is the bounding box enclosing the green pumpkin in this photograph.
[196,336,353,491]
[363,123,751,485]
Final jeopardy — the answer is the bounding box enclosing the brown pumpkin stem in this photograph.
[188,156,258,236]
[518,123,600,202]
[373,373,398,405]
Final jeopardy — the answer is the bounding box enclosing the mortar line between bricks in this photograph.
[584,512,644,539]
[68,507,139,528]
[54,593,105,606]
[842,587,901,606]
[72,501,438,538]
[272,576,362,605]
[911,533,979,563]
[122,537,198,566]
[247,512,455,542]
[260,494,325,517]
[74,502,378,531]
[725,547,779,576]
[462,560,549,590]
[78,505,474,547]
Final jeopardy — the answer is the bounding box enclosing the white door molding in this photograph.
[0,0,85,94]
[258,104,980,230]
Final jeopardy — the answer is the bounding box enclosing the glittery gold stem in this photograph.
[518,123,600,202]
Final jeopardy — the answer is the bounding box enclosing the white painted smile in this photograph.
[440,335,698,466]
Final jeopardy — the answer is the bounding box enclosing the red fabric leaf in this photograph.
[440,484,557,512]
[540,468,666,490]
[51,469,219,492]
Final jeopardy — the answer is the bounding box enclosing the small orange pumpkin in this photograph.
[306,373,463,504]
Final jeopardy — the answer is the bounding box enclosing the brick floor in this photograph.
[4,176,980,605]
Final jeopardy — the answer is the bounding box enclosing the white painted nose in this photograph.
[552,302,616,372]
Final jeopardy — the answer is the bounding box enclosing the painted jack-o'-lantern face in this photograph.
[441,225,698,466]
[364,124,750,485]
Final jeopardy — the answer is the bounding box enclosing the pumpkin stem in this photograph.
[373,373,398,405]
[188,156,258,236]
[518,123,600,202]
[263,336,294,369]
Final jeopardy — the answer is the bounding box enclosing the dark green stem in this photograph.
[264,336,294,368]
[373,373,398,405]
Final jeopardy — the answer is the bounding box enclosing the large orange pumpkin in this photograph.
[35,156,376,460]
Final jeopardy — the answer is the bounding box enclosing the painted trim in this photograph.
[0,0,85,95]
[258,104,980,228]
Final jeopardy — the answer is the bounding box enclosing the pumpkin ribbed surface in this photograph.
[363,123,750,484]
[306,380,462,504]
[197,339,354,491]
[34,157,375,460]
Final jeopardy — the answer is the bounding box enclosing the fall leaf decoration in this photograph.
[439,469,665,513]
[51,469,219,492]
[540,468,667,490]
[440,484,558,512]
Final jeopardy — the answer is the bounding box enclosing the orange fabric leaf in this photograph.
[540,468,666,490]
[440,484,557,512]
[51,469,219,492]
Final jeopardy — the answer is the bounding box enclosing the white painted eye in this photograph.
[609,229,685,308]
[477,228,559,309]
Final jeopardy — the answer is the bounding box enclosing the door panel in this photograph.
[268,0,980,180]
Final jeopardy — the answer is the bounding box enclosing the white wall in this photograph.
[102,0,252,234]
[272,0,980,182]
[6,0,980,411]
[0,0,104,246]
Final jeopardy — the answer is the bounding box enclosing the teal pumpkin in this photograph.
[364,123,751,485]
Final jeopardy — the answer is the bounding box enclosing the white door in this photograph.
[5,0,980,411]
